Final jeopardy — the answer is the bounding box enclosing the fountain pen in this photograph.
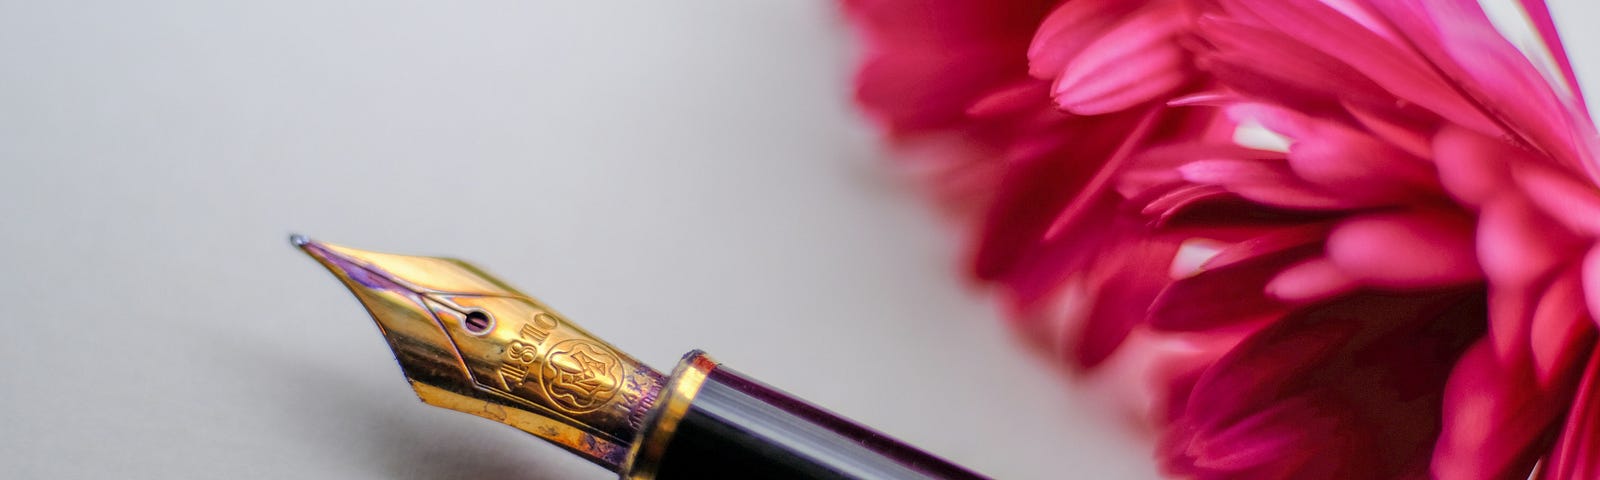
[293,236,988,480]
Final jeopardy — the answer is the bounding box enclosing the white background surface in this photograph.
[2,1,1598,479]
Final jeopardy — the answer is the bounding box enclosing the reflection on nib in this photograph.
[288,233,310,247]
[293,237,664,472]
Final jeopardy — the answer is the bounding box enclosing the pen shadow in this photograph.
[216,340,589,480]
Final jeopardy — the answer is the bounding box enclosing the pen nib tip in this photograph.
[289,233,311,247]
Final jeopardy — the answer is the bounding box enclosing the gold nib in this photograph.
[293,235,663,470]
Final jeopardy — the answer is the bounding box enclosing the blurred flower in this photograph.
[844,0,1600,478]
[844,0,1223,371]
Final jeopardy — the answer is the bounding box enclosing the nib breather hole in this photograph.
[463,310,494,335]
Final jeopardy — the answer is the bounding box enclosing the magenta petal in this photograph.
[1418,0,1586,173]
[971,107,1159,282]
[1071,238,1184,368]
[1514,0,1586,116]
[1477,196,1576,288]
[965,81,1050,118]
[1326,211,1481,289]
[1043,109,1163,240]
[1201,223,1330,269]
[1178,159,1359,210]
[1586,244,1600,323]
[1529,271,1595,387]
[1226,102,1310,139]
[1432,125,1517,207]
[1434,339,1575,480]
[1167,92,1234,108]
[1224,0,1496,132]
[1267,257,1358,303]
[1346,100,1434,159]
[1182,395,1331,472]
[1515,165,1600,236]
[1540,351,1600,480]
[1152,225,1324,329]
[1197,15,1394,114]
[1170,292,1483,479]
[996,193,1130,308]
[1141,184,1232,225]
[1148,237,1313,330]
[1026,0,1139,80]
[1051,6,1190,115]
[1286,119,1436,198]
[1487,279,1541,369]
[855,49,1016,133]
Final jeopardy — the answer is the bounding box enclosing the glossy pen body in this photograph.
[627,352,983,480]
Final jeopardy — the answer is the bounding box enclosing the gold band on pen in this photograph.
[620,351,718,480]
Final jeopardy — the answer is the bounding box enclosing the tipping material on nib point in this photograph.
[294,238,665,471]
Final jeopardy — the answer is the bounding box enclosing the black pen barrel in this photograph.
[622,351,988,480]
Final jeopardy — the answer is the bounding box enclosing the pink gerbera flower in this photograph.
[845,0,1600,478]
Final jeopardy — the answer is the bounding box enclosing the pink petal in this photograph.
[1514,0,1586,116]
[965,81,1049,118]
[1140,184,1232,225]
[1027,0,1141,80]
[995,195,1127,308]
[1432,125,1517,207]
[1412,0,1586,172]
[1172,292,1483,478]
[1152,225,1337,329]
[1326,210,1481,289]
[1071,238,1184,368]
[1085,328,1240,429]
[1478,205,1584,362]
[855,50,1017,132]
[1183,396,1332,472]
[1266,257,1358,303]
[1540,351,1600,480]
[971,116,1123,281]
[1167,91,1235,107]
[1345,100,1434,159]
[1433,339,1570,480]
[1051,5,1191,115]
[1223,0,1497,132]
[1196,15,1393,113]
[1515,164,1600,236]
[1319,0,1400,40]
[970,150,1085,282]
[1148,240,1310,330]
[1488,280,1540,369]
[1043,108,1162,240]
[1286,119,1437,198]
[1178,159,1360,210]
[1201,223,1331,269]
[843,0,1050,49]
[1477,195,1578,288]
[1225,102,1311,139]
[1529,271,1595,386]
[1585,244,1600,323]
